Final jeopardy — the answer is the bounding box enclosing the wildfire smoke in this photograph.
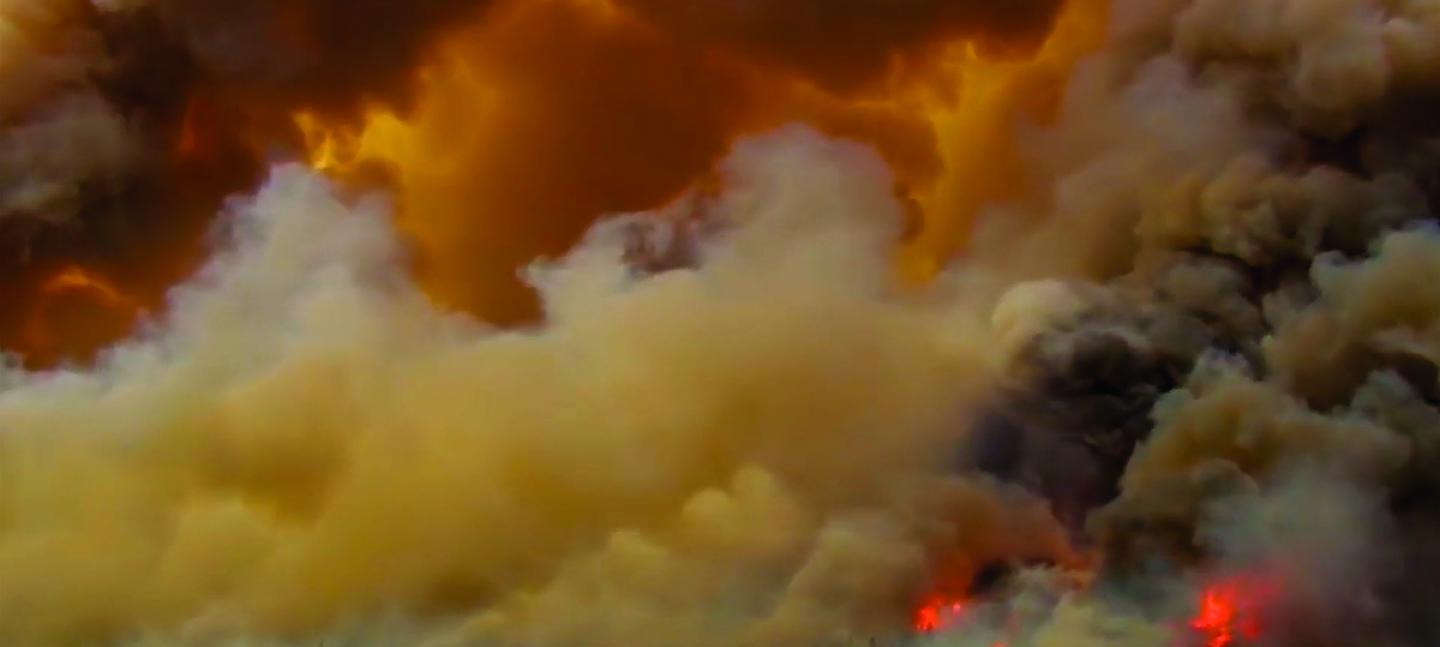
[1,0,1440,646]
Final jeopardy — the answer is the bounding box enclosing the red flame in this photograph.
[1189,574,1280,647]
[914,571,1280,647]
[912,594,1008,647]
[914,595,969,633]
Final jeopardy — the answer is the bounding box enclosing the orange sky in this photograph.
[6,0,1108,367]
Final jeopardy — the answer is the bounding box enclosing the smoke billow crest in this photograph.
[3,0,1440,646]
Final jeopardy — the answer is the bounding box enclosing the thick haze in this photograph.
[2,0,1440,646]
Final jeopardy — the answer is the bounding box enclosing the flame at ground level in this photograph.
[1189,574,1281,647]
[911,592,1008,647]
[914,595,971,633]
[907,568,1281,646]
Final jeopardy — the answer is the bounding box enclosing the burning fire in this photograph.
[912,593,1010,647]
[908,569,1281,646]
[9,0,1417,643]
[1188,575,1280,647]
[914,594,971,634]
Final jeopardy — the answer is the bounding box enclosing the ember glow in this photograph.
[913,596,1011,647]
[1189,575,1280,647]
[914,595,970,633]
[3,0,1440,645]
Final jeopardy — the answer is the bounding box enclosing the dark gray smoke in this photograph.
[947,1,1440,644]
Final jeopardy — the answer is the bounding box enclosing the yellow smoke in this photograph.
[0,129,1072,646]
[10,0,1430,643]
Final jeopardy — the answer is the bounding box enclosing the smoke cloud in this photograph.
[0,130,1072,646]
[3,0,1440,645]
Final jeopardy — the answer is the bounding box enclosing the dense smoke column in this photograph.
[947,1,1440,644]
[966,318,1189,534]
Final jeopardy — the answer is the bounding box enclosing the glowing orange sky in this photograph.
[296,0,1107,317]
[7,0,1107,367]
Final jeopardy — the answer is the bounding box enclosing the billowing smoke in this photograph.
[949,0,1440,644]
[2,0,1440,646]
[0,128,1075,646]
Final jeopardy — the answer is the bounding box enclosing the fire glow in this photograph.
[912,593,1010,647]
[1188,575,1280,647]
[3,0,1436,644]
[19,265,145,367]
[37,266,139,311]
[0,0,1108,366]
[909,570,1281,646]
[913,595,970,634]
